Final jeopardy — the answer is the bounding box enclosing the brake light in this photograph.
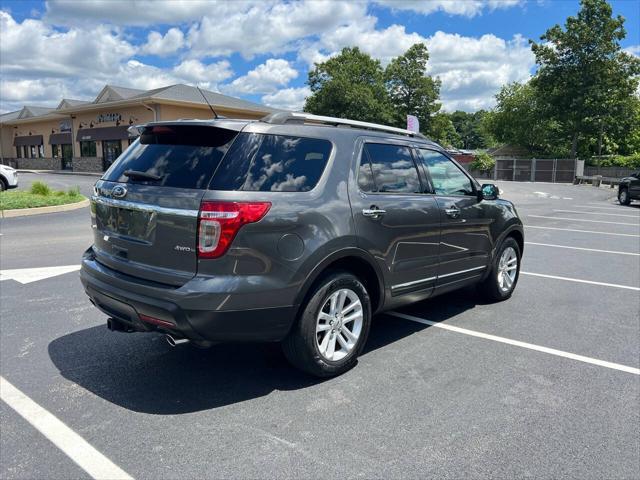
[197,201,271,258]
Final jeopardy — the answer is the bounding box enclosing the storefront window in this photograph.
[16,146,22,158]
[52,144,59,158]
[38,145,44,158]
[23,146,29,158]
[30,145,36,158]
[80,141,97,157]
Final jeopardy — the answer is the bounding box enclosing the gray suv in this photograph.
[81,112,524,377]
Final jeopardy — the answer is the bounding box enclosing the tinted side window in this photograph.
[211,133,332,192]
[364,143,421,193]
[417,149,474,196]
[103,125,238,189]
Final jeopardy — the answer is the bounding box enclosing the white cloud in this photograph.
[141,28,185,56]
[224,59,298,95]
[262,87,311,111]
[373,0,522,17]
[0,11,135,79]
[186,0,367,59]
[172,59,233,84]
[624,45,640,57]
[45,0,257,26]
[426,32,534,111]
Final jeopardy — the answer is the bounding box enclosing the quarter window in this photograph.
[211,133,332,192]
[417,149,474,196]
[361,143,421,193]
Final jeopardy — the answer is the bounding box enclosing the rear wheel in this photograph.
[0,177,7,192]
[618,187,631,205]
[477,237,521,302]
[282,271,371,377]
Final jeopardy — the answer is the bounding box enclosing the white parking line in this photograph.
[573,205,630,212]
[525,242,640,256]
[0,376,133,480]
[553,209,639,218]
[521,271,640,291]
[529,215,639,226]
[525,225,640,237]
[387,312,640,375]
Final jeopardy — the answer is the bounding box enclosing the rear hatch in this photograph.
[91,123,242,286]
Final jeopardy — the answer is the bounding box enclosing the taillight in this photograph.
[197,201,271,259]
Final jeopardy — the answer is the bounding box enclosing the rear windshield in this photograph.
[211,133,332,192]
[102,125,238,189]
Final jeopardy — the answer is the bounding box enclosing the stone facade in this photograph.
[2,157,63,170]
[72,157,102,172]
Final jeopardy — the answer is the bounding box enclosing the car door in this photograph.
[415,148,493,293]
[349,140,441,304]
[629,172,640,198]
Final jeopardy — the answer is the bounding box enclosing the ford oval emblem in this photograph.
[111,185,127,198]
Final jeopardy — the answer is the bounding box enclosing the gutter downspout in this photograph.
[141,102,159,121]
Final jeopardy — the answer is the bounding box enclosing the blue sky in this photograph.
[1,0,638,114]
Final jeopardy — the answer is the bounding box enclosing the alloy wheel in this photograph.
[315,288,363,361]
[497,246,518,293]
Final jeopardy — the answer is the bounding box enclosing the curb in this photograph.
[1,198,90,218]
[17,169,102,177]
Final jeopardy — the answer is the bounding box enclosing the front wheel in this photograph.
[477,237,521,302]
[282,271,371,377]
[618,187,631,205]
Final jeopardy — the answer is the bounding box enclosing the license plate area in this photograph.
[97,203,156,242]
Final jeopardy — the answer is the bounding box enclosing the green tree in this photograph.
[449,110,491,149]
[384,43,441,132]
[483,82,567,156]
[304,47,393,124]
[428,113,460,148]
[530,0,640,157]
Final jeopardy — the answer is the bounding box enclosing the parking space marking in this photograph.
[387,312,640,375]
[0,265,81,284]
[553,209,640,218]
[525,242,640,256]
[525,225,640,237]
[573,205,631,212]
[529,215,639,226]
[521,271,640,291]
[0,377,133,480]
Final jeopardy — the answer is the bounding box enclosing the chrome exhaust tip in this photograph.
[165,334,189,347]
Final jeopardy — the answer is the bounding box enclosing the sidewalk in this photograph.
[17,169,102,177]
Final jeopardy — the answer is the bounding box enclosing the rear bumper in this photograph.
[80,248,296,342]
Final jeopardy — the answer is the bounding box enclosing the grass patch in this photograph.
[1,182,84,210]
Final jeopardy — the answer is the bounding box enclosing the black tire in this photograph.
[282,271,372,377]
[477,237,521,302]
[0,177,7,192]
[618,187,631,205]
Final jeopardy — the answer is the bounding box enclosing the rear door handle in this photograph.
[445,207,461,218]
[362,207,386,218]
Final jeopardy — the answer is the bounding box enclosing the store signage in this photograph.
[97,113,122,123]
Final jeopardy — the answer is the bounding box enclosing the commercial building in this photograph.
[0,84,278,172]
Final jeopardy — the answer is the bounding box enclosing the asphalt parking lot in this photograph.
[1,173,639,479]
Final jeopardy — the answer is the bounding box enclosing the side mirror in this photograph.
[479,183,499,201]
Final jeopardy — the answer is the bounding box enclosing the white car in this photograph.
[0,164,18,191]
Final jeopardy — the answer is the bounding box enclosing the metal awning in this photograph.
[13,135,43,146]
[49,132,72,145]
[76,126,130,142]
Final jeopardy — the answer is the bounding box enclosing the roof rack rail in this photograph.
[261,112,429,140]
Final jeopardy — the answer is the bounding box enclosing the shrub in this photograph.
[587,153,640,169]
[30,181,51,196]
[470,152,496,172]
[67,186,81,197]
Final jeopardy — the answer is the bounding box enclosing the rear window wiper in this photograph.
[123,170,163,181]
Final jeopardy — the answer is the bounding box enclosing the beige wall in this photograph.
[1,102,268,164]
[71,105,154,157]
